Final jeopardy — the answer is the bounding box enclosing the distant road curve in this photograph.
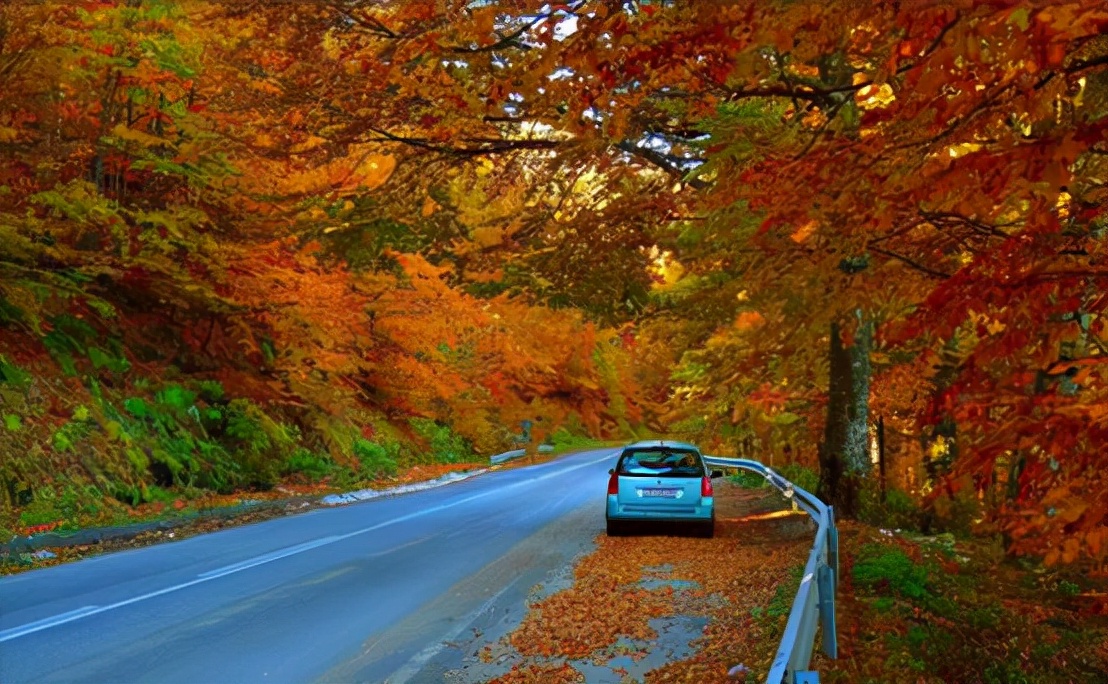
[0,449,616,684]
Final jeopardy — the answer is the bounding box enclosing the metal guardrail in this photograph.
[703,456,838,684]
[489,448,527,465]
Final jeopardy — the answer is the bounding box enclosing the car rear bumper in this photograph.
[606,495,714,522]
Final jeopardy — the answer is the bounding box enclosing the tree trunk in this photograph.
[877,415,886,503]
[817,314,872,517]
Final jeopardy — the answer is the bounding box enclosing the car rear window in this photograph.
[617,449,703,477]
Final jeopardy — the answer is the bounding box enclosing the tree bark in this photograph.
[877,415,886,503]
[817,314,872,517]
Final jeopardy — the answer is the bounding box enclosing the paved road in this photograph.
[0,449,617,683]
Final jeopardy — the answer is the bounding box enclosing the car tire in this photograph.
[606,519,626,536]
[695,520,715,538]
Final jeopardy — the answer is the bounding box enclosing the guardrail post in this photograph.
[817,563,837,658]
[793,672,819,683]
[827,506,839,590]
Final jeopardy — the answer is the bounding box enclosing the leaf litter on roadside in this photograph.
[489,480,812,682]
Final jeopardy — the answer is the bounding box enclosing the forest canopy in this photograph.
[1,0,1107,565]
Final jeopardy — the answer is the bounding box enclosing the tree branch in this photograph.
[615,140,708,189]
[728,13,961,105]
[1065,52,1108,76]
[869,246,951,279]
[920,210,1017,239]
[363,126,561,156]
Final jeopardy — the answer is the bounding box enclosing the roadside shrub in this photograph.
[18,498,63,528]
[195,380,225,403]
[853,543,931,600]
[729,470,767,489]
[143,484,178,505]
[774,463,819,494]
[224,399,271,454]
[155,384,197,412]
[283,448,334,482]
[929,486,981,537]
[548,426,604,452]
[669,414,707,439]
[56,481,104,525]
[353,438,398,478]
[410,418,472,464]
[859,485,923,531]
[220,399,294,489]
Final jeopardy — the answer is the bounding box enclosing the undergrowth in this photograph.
[0,351,491,537]
[819,528,1108,683]
[547,425,607,452]
[750,563,806,639]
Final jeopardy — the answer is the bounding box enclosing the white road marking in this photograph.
[0,606,102,643]
[365,536,433,559]
[197,536,342,580]
[0,452,614,643]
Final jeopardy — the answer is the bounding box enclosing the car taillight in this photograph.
[607,472,620,495]
[701,476,713,497]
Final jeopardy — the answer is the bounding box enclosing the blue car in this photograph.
[605,440,722,538]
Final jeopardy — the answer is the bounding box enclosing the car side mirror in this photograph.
[608,468,615,475]
[711,470,723,479]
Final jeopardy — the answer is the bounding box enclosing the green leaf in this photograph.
[772,412,802,426]
[124,397,150,418]
[0,355,31,389]
[53,430,75,452]
[156,385,196,410]
[126,446,150,471]
[1008,7,1030,31]
[3,414,21,431]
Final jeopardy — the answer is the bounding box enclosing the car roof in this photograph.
[622,439,700,452]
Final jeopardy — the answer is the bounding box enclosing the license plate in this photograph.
[642,488,679,498]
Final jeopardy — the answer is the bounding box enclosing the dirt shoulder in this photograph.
[448,479,814,683]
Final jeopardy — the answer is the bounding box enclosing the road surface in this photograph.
[0,448,617,683]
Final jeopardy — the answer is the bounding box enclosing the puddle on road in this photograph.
[449,612,710,684]
[638,577,699,592]
[569,614,710,682]
[446,571,716,683]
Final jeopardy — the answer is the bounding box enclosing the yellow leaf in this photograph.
[352,154,396,189]
[471,225,503,247]
[110,123,173,149]
[475,157,495,177]
[290,135,327,153]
